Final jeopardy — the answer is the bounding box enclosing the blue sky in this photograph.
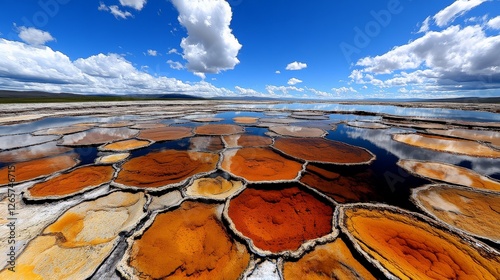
[0,0,499,99]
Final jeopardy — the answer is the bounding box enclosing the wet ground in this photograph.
[0,100,499,279]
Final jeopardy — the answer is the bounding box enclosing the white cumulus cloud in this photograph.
[146,49,157,56]
[119,0,147,10]
[285,61,307,71]
[488,16,500,30]
[171,0,242,75]
[167,60,184,70]
[17,27,55,46]
[287,78,303,85]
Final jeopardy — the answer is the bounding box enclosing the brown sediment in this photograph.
[269,125,326,138]
[346,121,390,129]
[26,165,115,199]
[138,126,193,142]
[300,164,380,203]
[233,117,259,124]
[59,128,139,146]
[273,137,375,165]
[0,191,146,280]
[185,176,244,200]
[221,147,303,182]
[392,133,500,158]
[0,154,79,186]
[123,201,250,279]
[98,120,135,128]
[398,159,500,192]
[340,204,500,280]
[227,184,334,253]
[114,150,219,189]
[412,184,500,243]
[0,134,60,150]
[32,125,92,136]
[194,124,244,135]
[0,141,72,163]
[99,139,152,152]
[189,136,224,152]
[223,134,273,148]
[95,153,129,164]
[283,238,376,280]
[427,128,500,147]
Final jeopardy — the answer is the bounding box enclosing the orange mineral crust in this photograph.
[223,134,273,148]
[114,150,219,189]
[0,191,146,280]
[124,201,250,279]
[227,184,334,253]
[221,147,303,182]
[99,139,152,152]
[300,164,379,203]
[392,133,500,158]
[27,165,115,199]
[427,128,500,147]
[194,124,244,135]
[413,184,500,243]
[0,154,79,186]
[269,125,326,138]
[398,159,500,192]
[273,137,375,165]
[341,205,500,280]
[0,141,72,163]
[283,238,376,280]
[233,116,259,124]
[186,176,244,200]
[138,126,193,142]
[59,128,139,146]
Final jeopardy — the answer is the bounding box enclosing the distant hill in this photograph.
[422,97,500,104]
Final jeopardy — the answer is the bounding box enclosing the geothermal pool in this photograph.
[0,101,499,279]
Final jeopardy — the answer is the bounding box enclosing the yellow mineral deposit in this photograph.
[0,192,146,280]
[283,238,376,280]
[413,184,500,243]
[95,153,130,164]
[392,133,500,158]
[233,116,259,124]
[398,159,500,192]
[99,139,152,152]
[427,128,500,147]
[185,176,244,200]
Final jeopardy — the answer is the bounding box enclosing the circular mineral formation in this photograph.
[340,204,500,279]
[26,165,115,200]
[0,154,79,186]
[226,184,335,255]
[122,201,250,279]
[300,164,380,203]
[412,184,500,243]
[59,128,139,146]
[0,141,72,163]
[269,125,326,138]
[32,125,92,136]
[427,128,500,147]
[114,150,219,190]
[138,126,193,142]
[223,134,273,148]
[95,153,130,164]
[194,124,244,135]
[221,147,303,182]
[283,238,376,280]
[233,117,259,124]
[185,176,244,200]
[273,137,375,165]
[392,133,500,158]
[98,139,152,152]
[398,159,500,192]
